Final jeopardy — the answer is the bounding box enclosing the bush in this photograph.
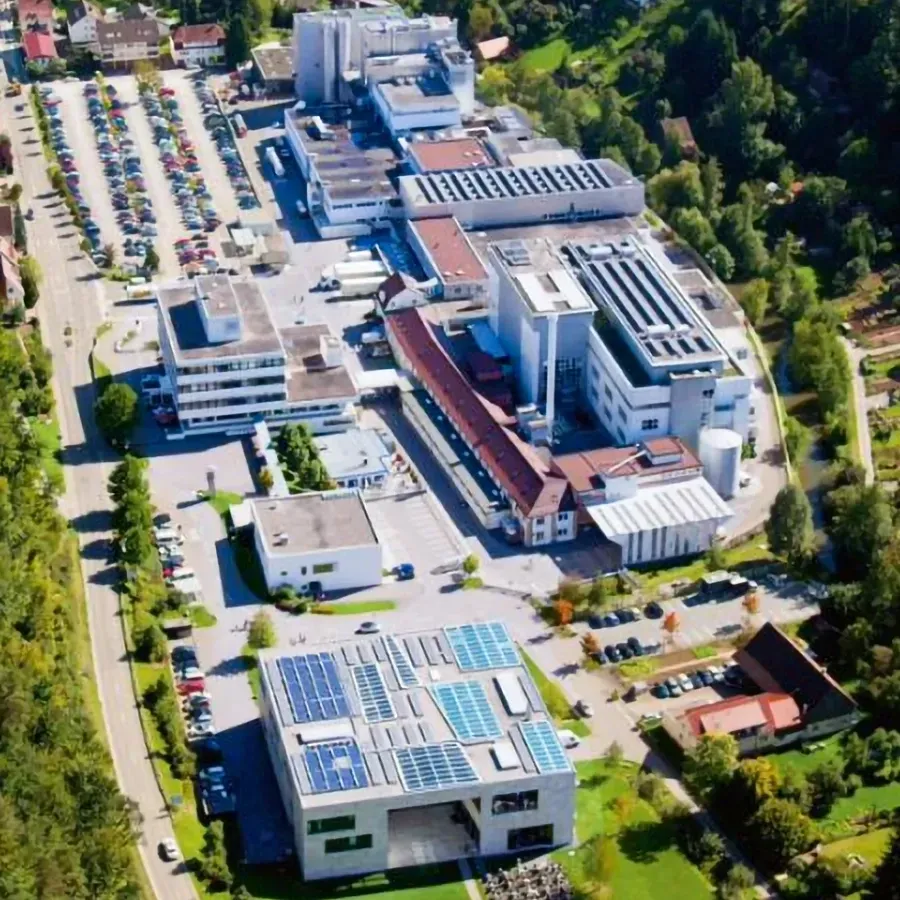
[247,609,276,649]
[94,382,139,444]
[134,620,167,663]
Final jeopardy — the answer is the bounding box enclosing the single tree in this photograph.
[586,577,607,609]
[718,863,755,900]
[462,553,480,575]
[553,599,574,626]
[683,732,739,800]
[199,821,229,887]
[747,798,816,870]
[258,466,275,492]
[225,14,252,69]
[871,827,900,900]
[248,609,276,650]
[5,181,22,204]
[20,255,42,309]
[143,245,159,273]
[581,631,600,657]
[94,382,139,444]
[662,610,681,648]
[766,484,813,568]
[740,278,769,326]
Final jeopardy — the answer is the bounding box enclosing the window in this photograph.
[702,389,715,398]
[280,571,288,577]
[492,790,539,815]
[641,418,659,430]
[617,406,626,422]
[602,404,612,421]
[325,834,373,853]
[590,384,599,401]
[308,815,355,835]
[603,385,613,402]
[313,562,335,574]
[507,824,553,850]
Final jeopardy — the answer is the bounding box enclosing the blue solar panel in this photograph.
[351,663,396,723]
[445,622,519,672]
[519,721,571,774]
[384,634,420,688]
[302,740,369,794]
[277,653,350,724]
[431,681,502,743]
[394,743,480,793]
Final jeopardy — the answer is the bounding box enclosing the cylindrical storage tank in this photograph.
[699,428,742,499]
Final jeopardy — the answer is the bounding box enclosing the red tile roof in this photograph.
[23,30,57,60]
[172,23,225,46]
[408,138,493,173]
[409,217,488,285]
[19,0,53,21]
[683,692,801,739]
[0,206,14,239]
[551,438,700,493]
[388,308,571,518]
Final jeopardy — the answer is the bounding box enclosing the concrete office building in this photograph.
[568,237,754,448]
[291,6,455,105]
[259,621,576,879]
[315,429,395,489]
[398,159,644,227]
[250,490,383,595]
[157,275,358,436]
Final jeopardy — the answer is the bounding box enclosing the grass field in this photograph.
[202,490,243,518]
[31,414,64,491]
[556,759,713,900]
[311,600,398,616]
[520,649,591,737]
[820,827,893,865]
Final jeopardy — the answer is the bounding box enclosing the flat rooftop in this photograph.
[489,237,592,314]
[251,490,378,556]
[408,137,493,173]
[314,428,393,481]
[409,217,488,284]
[259,621,573,808]
[158,275,282,361]
[374,72,458,114]
[291,115,398,201]
[401,159,632,209]
[252,44,292,81]
[567,237,724,367]
[280,323,357,402]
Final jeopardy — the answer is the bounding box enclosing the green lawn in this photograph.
[820,827,893,865]
[556,759,713,900]
[202,490,243,518]
[241,644,261,701]
[31,415,64,491]
[520,649,592,737]
[238,862,468,900]
[521,37,571,71]
[619,657,659,679]
[188,604,217,628]
[311,600,398,615]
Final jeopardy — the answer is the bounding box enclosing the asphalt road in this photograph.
[5,89,196,899]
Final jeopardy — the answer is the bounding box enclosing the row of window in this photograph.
[325,834,372,854]
[177,358,282,377]
[278,562,335,578]
[178,393,285,412]
[492,790,538,815]
[308,815,354,835]
[180,376,283,393]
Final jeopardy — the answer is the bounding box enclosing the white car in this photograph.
[628,606,643,620]
[557,729,580,749]
[178,665,205,682]
[159,838,180,861]
[166,566,196,585]
[678,673,695,692]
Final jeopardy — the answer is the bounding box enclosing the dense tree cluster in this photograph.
[275,422,335,493]
[0,330,140,898]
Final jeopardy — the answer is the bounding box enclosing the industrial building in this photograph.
[259,621,576,879]
[314,429,395,489]
[157,275,358,436]
[250,490,383,595]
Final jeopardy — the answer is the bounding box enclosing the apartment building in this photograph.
[97,19,160,67]
[259,621,575,879]
[170,22,225,67]
[157,274,357,436]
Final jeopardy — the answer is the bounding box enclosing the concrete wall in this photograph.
[255,528,383,594]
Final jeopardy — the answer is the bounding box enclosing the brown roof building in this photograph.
[407,138,493,173]
[18,0,54,31]
[406,217,489,300]
[97,18,161,66]
[663,623,859,757]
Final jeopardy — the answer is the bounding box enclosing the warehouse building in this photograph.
[259,621,576,879]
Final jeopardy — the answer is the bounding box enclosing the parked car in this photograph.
[644,601,664,619]
[356,621,381,635]
[557,729,580,749]
[573,699,594,718]
[604,644,621,663]
[159,838,180,861]
[652,682,670,699]
[601,613,620,628]
[591,649,608,665]
[626,636,644,656]
[394,563,415,580]
[615,642,633,660]
[678,673,695,692]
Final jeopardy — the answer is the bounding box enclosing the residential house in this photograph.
[0,238,24,306]
[23,30,58,67]
[96,18,160,68]
[170,23,225,67]
[476,36,511,62]
[662,623,860,756]
[120,2,169,38]
[67,0,103,51]
[18,0,54,32]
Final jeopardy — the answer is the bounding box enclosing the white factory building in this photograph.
[250,490,383,595]
[259,621,576,879]
[157,275,358,436]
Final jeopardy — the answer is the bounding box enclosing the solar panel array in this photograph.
[384,634,421,687]
[431,681,503,743]
[394,743,480,793]
[351,663,396,723]
[278,653,349,724]
[445,622,519,672]
[570,238,716,363]
[410,161,615,207]
[519,721,571,774]
[303,739,369,794]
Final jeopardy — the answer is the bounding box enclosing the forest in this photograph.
[0,326,140,899]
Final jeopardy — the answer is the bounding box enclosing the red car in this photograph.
[177,679,206,696]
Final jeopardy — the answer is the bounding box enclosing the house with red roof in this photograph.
[18,0,54,31]
[170,22,225,67]
[23,30,58,66]
[662,624,860,757]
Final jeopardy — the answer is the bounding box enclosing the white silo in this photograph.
[699,428,743,499]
